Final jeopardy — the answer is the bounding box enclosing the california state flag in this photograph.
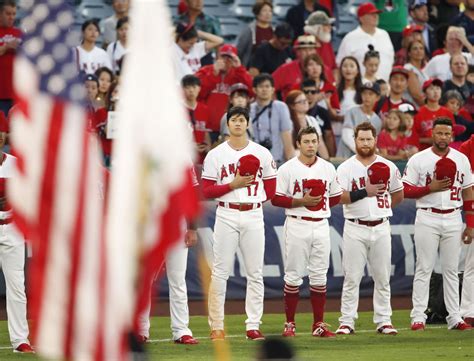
[102,0,200,358]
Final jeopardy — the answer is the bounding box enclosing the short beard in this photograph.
[318,29,331,43]
[356,144,376,158]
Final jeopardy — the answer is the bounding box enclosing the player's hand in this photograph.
[229,170,254,189]
[196,142,210,153]
[365,181,385,197]
[213,58,226,75]
[231,54,241,67]
[428,178,451,193]
[184,229,198,248]
[300,192,322,207]
[462,227,473,245]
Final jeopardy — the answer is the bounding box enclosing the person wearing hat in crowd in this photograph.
[414,78,455,150]
[398,102,420,155]
[408,0,437,56]
[336,2,394,82]
[249,22,294,77]
[451,0,474,44]
[195,44,253,143]
[84,73,101,112]
[374,0,408,52]
[337,81,382,158]
[220,83,251,138]
[394,24,425,66]
[375,66,414,119]
[285,0,330,38]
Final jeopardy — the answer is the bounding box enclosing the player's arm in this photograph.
[263,178,276,202]
[402,179,451,198]
[462,187,474,244]
[272,192,322,208]
[184,218,199,248]
[390,189,404,208]
[201,172,255,199]
[340,181,385,204]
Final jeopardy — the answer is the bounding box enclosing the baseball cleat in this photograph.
[451,321,473,331]
[377,325,398,335]
[14,343,35,353]
[312,322,336,337]
[175,335,199,345]
[335,325,354,335]
[410,322,425,331]
[463,317,474,326]
[210,330,226,341]
[282,322,296,337]
[246,329,265,341]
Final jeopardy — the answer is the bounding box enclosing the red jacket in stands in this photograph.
[414,106,455,150]
[0,26,22,100]
[195,65,252,133]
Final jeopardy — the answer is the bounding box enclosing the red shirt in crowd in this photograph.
[195,65,253,132]
[459,135,474,171]
[316,42,337,76]
[0,26,22,100]
[413,105,455,150]
[186,101,210,164]
[92,108,112,158]
[377,130,407,155]
[320,81,340,110]
[376,97,413,120]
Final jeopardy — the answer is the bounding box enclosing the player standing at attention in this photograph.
[335,122,404,336]
[201,106,277,341]
[272,126,342,338]
[403,118,473,331]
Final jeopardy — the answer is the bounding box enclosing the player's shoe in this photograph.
[377,325,398,335]
[175,335,199,345]
[463,317,474,326]
[246,330,265,341]
[410,322,425,331]
[14,343,35,353]
[451,321,473,331]
[335,325,354,335]
[282,322,296,337]
[210,330,226,341]
[312,322,336,337]
[137,335,148,344]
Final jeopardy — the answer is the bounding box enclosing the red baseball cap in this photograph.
[435,157,457,187]
[390,66,409,79]
[219,44,237,57]
[0,112,8,133]
[402,24,423,38]
[357,2,382,18]
[237,154,260,178]
[422,78,443,92]
[303,179,326,211]
[367,162,390,189]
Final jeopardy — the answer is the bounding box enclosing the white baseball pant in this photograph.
[283,217,330,287]
[410,210,463,328]
[460,242,473,319]
[208,206,265,331]
[339,220,393,329]
[0,224,30,349]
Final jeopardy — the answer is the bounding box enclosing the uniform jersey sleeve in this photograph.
[201,150,218,181]
[336,163,350,191]
[329,164,343,197]
[389,163,404,193]
[402,156,420,186]
[275,163,290,196]
[461,154,474,189]
[262,149,277,180]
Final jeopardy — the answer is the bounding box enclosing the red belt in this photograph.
[218,202,261,211]
[0,218,11,225]
[289,215,323,222]
[348,218,385,227]
[420,207,461,214]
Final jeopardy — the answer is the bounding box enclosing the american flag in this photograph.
[8,1,115,360]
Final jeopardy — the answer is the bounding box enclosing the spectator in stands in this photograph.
[95,67,115,109]
[441,90,474,143]
[195,44,252,143]
[362,45,380,83]
[303,11,338,81]
[376,67,413,120]
[285,0,330,38]
[236,0,273,68]
[0,0,21,117]
[377,109,408,160]
[374,0,408,52]
[285,89,329,159]
[177,0,222,66]
[302,79,336,156]
[398,103,420,155]
[181,75,211,164]
[336,81,382,158]
[408,0,437,56]
[76,19,112,74]
[250,73,295,165]
[219,83,251,138]
[376,79,389,97]
[432,0,461,25]
[451,0,474,43]
[106,16,129,75]
[442,53,473,104]
[404,39,428,107]
[84,74,100,113]
[249,23,293,77]
[425,26,474,81]
[336,2,394,81]
[414,78,455,150]
[431,24,449,58]
[101,0,130,48]
[394,24,424,66]
[173,22,223,82]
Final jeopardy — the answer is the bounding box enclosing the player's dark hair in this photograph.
[252,0,272,16]
[95,67,114,83]
[82,18,100,33]
[116,16,129,30]
[253,73,274,88]
[181,74,201,87]
[354,121,376,138]
[364,44,380,63]
[303,54,326,82]
[176,22,198,42]
[301,79,317,89]
[433,117,453,129]
[274,22,293,39]
[227,106,250,124]
[296,126,319,144]
[337,56,363,105]
[0,0,16,10]
[440,90,464,107]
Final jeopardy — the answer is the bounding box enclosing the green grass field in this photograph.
[0,310,472,360]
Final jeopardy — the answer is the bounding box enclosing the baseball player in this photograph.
[336,122,404,335]
[271,126,342,338]
[403,118,473,331]
[201,106,277,341]
[459,135,474,326]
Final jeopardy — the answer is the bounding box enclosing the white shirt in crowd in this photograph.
[336,26,395,82]
[75,46,112,74]
[101,15,119,45]
[424,52,474,81]
[107,40,127,74]
[173,42,207,83]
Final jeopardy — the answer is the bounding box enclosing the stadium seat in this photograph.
[77,1,114,20]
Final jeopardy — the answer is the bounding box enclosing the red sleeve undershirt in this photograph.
[272,194,342,208]
[403,182,430,199]
[201,178,277,202]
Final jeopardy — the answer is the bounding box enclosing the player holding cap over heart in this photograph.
[272,126,342,338]
[402,117,473,331]
[201,106,277,341]
[335,122,404,336]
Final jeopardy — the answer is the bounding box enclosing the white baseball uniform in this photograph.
[403,147,473,328]
[275,156,342,287]
[336,155,403,329]
[202,140,276,331]
[0,153,31,349]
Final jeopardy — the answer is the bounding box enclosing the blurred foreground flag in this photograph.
[8,1,111,360]
[104,0,200,354]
